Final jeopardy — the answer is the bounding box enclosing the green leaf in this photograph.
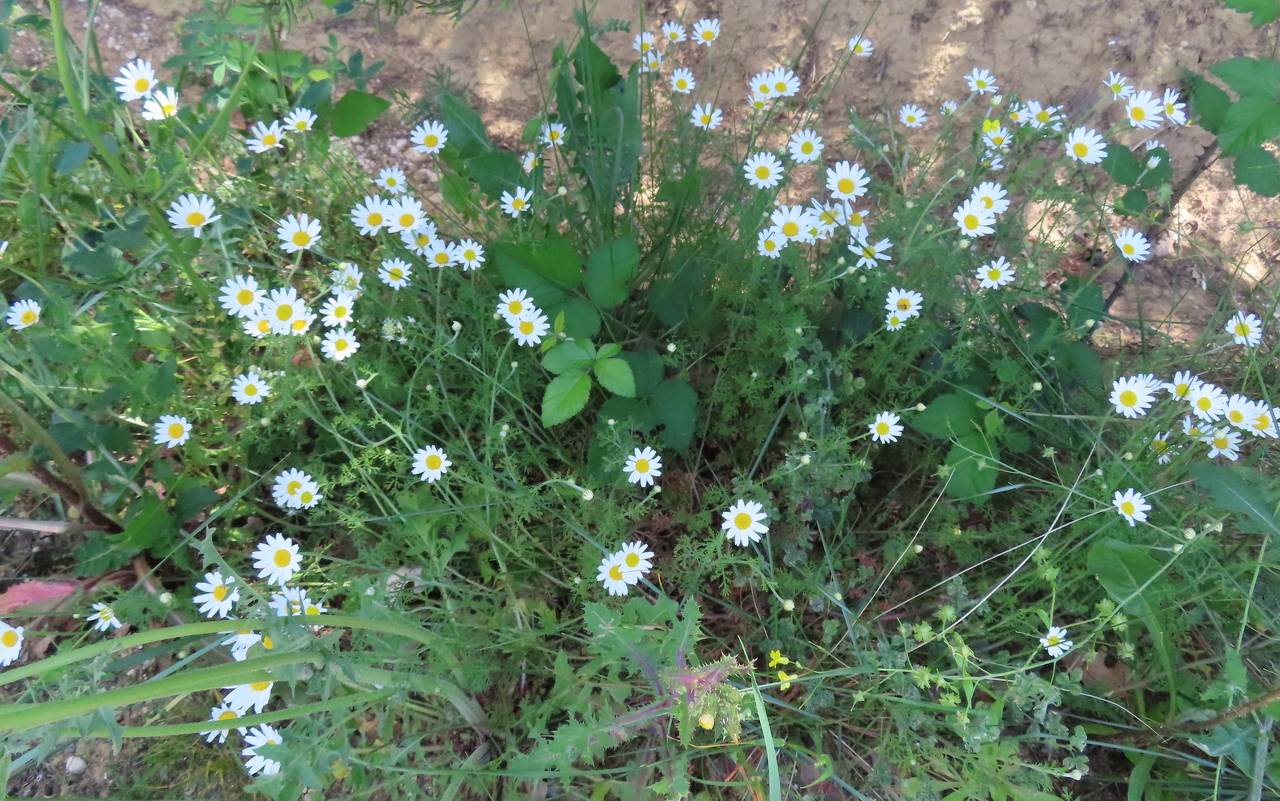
[1211,57,1280,100]
[1224,0,1280,26]
[541,341,595,375]
[55,141,92,174]
[1219,95,1280,155]
[1063,277,1106,330]
[541,371,592,427]
[912,393,981,439]
[1087,538,1177,684]
[1191,462,1280,540]
[624,350,664,397]
[493,235,582,307]
[650,378,697,449]
[593,357,635,397]
[1233,145,1280,196]
[1187,73,1232,134]
[557,297,601,339]
[438,92,493,158]
[111,494,174,553]
[944,432,1000,503]
[328,90,390,136]
[1101,143,1141,185]
[584,237,639,309]
[465,150,521,200]
[1116,187,1147,215]
[1138,147,1172,189]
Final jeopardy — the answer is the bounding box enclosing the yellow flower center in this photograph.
[518,320,534,335]
[286,480,302,495]
[19,310,36,325]
[291,318,307,332]
[755,166,771,179]
[764,239,776,251]
[244,384,258,396]
[291,231,311,247]
[167,422,184,438]
[300,490,314,503]
[981,196,994,209]
[276,304,293,321]
[249,681,271,692]
[676,79,687,89]
[782,221,800,237]
[434,252,449,264]
[702,30,714,40]
[262,134,277,146]
[234,289,253,305]
[837,178,854,194]
[897,298,911,311]
[424,134,439,147]
[963,214,979,230]
[1119,390,1137,407]
[507,300,523,315]
[367,212,383,226]
[399,213,415,228]
[256,319,270,333]
[700,114,711,124]
[335,339,348,351]
[425,454,443,470]
[273,548,292,567]
[511,198,526,210]
[1,630,17,647]
[262,636,274,650]
[463,249,476,261]
[134,77,149,92]
[387,177,397,186]
[1046,634,1061,646]
[218,709,238,721]
[295,120,308,130]
[1073,142,1089,157]
[389,268,404,281]
[734,512,751,529]
[1234,322,1250,337]
[1197,397,1212,411]
[1122,243,1135,254]
[1229,409,1243,423]
[875,421,890,435]
[774,81,787,92]
[634,458,650,473]
[608,564,623,581]
[161,103,176,116]
[1214,437,1228,449]
[1120,501,1135,516]
[624,552,640,568]
[1131,107,1145,121]
[801,142,814,154]
[212,584,229,601]
[987,269,1002,281]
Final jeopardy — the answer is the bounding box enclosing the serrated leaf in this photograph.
[912,393,982,439]
[1191,462,1280,540]
[1211,56,1280,99]
[438,92,493,158]
[1219,95,1280,155]
[1224,0,1280,26]
[329,90,390,136]
[541,371,592,427]
[541,341,595,375]
[1233,145,1280,196]
[584,237,639,309]
[593,357,635,397]
[1117,187,1148,215]
[1187,73,1232,134]
[1101,143,1141,185]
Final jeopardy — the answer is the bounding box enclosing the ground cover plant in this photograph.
[0,0,1278,798]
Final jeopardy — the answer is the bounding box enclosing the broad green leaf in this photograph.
[1232,145,1280,196]
[541,341,594,375]
[584,238,639,308]
[493,235,583,307]
[329,90,390,136]
[1087,538,1177,685]
[465,150,522,200]
[593,357,635,397]
[557,297,601,339]
[1137,147,1172,189]
[944,432,1000,503]
[541,371,592,427]
[1116,187,1147,215]
[1224,0,1280,25]
[650,378,697,449]
[912,393,982,439]
[1063,277,1106,330]
[1219,95,1280,155]
[623,350,664,397]
[1191,462,1280,540]
[1101,144,1141,185]
[1187,73,1232,134]
[595,343,621,360]
[438,92,493,158]
[1211,57,1280,100]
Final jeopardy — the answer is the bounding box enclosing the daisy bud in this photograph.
[795,327,804,335]
[834,591,843,601]
[1093,468,1104,476]
[782,598,795,612]
[666,342,676,353]
[159,592,173,605]
[954,169,966,180]
[913,543,924,554]
[1183,528,1196,540]
[846,265,857,275]
[1210,521,1224,533]
[607,418,616,426]
[750,371,759,379]
[582,490,594,501]
[904,200,915,210]
[1172,543,1184,554]
[800,454,812,465]
[451,320,462,333]
[836,256,846,266]
[510,361,518,369]
[356,378,369,389]
[556,185,568,196]
[363,586,376,596]
[653,485,663,493]
[857,274,867,283]
[915,403,926,411]
[1123,452,1134,460]
[698,713,715,730]
[1032,382,1043,391]
[952,526,962,535]
[798,431,808,440]
[1146,156,1161,169]
[805,368,813,376]
[1084,319,1096,328]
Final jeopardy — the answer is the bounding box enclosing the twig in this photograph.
[0,431,121,532]
[0,517,88,535]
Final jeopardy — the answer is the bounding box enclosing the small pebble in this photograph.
[65,755,87,775]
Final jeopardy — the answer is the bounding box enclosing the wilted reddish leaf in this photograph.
[0,580,81,614]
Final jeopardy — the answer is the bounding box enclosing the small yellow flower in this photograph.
[777,670,797,691]
[767,649,790,668]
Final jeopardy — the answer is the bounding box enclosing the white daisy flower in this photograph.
[402,222,439,257]
[885,287,923,319]
[231,370,270,405]
[193,571,239,619]
[1104,71,1133,100]
[692,18,720,45]
[616,541,655,582]
[1113,488,1150,526]
[242,724,284,776]
[1224,394,1260,429]
[201,704,246,744]
[88,602,122,632]
[320,292,356,328]
[114,58,157,101]
[721,499,768,546]
[350,195,390,237]
[1065,127,1107,165]
[225,681,273,715]
[869,411,903,444]
[850,235,892,269]
[624,446,662,487]
[965,67,998,94]
[321,327,359,361]
[845,206,871,241]
[977,256,1015,288]
[1164,370,1202,400]
[691,103,723,130]
[411,445,451,483]
[218,275,264,317]
[661,20,686,44]
[386,196,426,234]
[1150,431,1175,464]
[885,311,909,331]
[1188,383,1227,422]
[1110,375,1156,418]
[757,228,785,259]
[1206,427,1242,461]
[1225,311,1263,347]
[140,86,179,121]
[284,106,317,133]
[376,166,408,194]
[410,119,448,154]
[500,187,533,217]
[331,263,364,295]
[1039,625,1073,658]
[379,258,412,290]
[0,621,24,666]
[1113,228,1150,262]
[847,34,873,56]
[243,308,273,339]
[826,160,869,200]
[596,552,630,596]
[744,153,785,189]
[633,32,656,53]
[509,308,549,346]
[153,414,191,447]
[1125,90,1163,129]
[787,129,824,163]
[251,533,301,586]
[425,239,458,269]
[522,151,539,172]
[898,103,927,127]
[1161,88,1187,126]
[970,181,1009,215]
[167,193,219,238]
[497,288,533,321]
[262,287,306,335]
[456,239,485,271]
[268,586,317,617]
[770,205,812,242]
[246,120,286,153]
[954,198,996,238]
[670,68,695,94]
[6,299,41,330]
[276,213,321,254]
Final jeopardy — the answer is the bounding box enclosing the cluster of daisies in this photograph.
[113,58,179,120]
[496,288,551,347]
[632,17,721,76]
[1110,354,1276,466]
